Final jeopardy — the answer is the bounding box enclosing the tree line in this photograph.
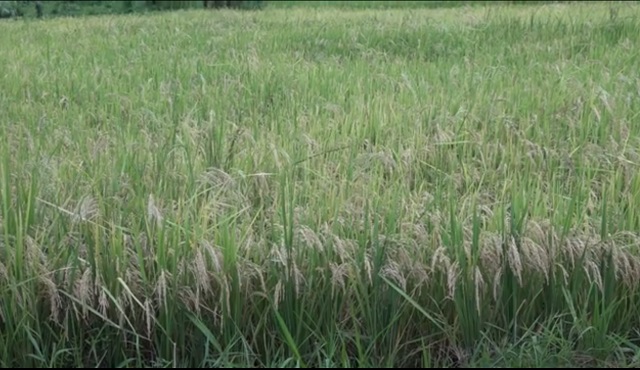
[0,0,264,19]
[144,1,261,10]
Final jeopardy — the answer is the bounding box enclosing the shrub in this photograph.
[0,0,17,18]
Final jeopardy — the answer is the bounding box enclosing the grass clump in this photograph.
[1,1,640,367]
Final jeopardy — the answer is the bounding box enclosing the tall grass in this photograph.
[1,1,640,367]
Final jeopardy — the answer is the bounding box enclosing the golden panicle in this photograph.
[96,278,109,317]
[41,275,61,324]
[155,270,168,309]
[273,280,283,311]
[144,298,153,338]
[584,260,603,294]
[147,194,164,226]
[382,260,407,292]
[507,236,523,287]
[522,237,550,283]
[73,195,99,224]
[329,262,348,298]
[475,266,485,314]
[74,268,94,320]
[493,267,503,302]
[447,261,460,300]
[194,249,210,294]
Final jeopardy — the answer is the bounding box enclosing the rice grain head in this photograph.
[221,276,231,319]
[184,287,202,316]
[41,275,61,324]
[480,232,503,275]
[0,260,7,283]
[194,249,210,294]
[329,262,348,298]
[155,270,168,309]
[611,246,638,288]
[382,260,407,292]
[124,268,142,298]
[292,260,304,297]
[526,219,548,245]
[25,235,47,270]
[296,225,323,253]
[73,195,99,223]
[507,236,523,287]
[617,248,632,283]
[565,237,586,268]
[522,237,550,283]
[409,261,430,289]
[328,233,355,263]
[364,252,373,284]
[447,261,460,299]
[147,194,164,226]
[144,298,153,338]
[584,260,603,294]
[628,255,640,289]
[270,243,289,269]
[431,246,450,273]
[556,263,570,286]
[274,280,283,311]
[74,268,94,320]
[201,240,222,273]
[96,276,110,317]
[475,266,485,314]
[493,267,503,302]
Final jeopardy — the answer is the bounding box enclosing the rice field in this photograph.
[1,1,640,367]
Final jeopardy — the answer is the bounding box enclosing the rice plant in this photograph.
[1,1,640,367]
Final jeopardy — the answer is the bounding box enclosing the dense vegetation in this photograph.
[0,0,263,19]
[1,1,578,19]
[1,0,640,368]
